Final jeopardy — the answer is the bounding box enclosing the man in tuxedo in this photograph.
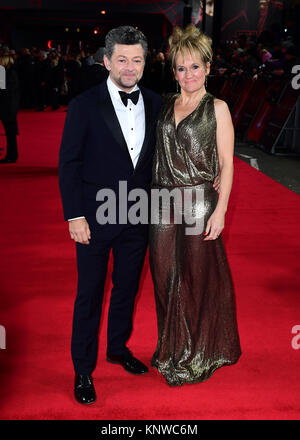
[59,26,162,405]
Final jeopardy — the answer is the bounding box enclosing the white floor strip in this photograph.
[250,158,259,170]
[236,153,260,170]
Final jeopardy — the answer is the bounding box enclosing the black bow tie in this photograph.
[119,90,140,106]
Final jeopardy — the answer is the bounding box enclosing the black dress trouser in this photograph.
[71,223,148,375]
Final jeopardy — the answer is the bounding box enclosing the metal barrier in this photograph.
[207,75,299,156]
[265,85,300,155]
[234,79,270,139]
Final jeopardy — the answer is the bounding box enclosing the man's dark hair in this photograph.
[104,25,148,59]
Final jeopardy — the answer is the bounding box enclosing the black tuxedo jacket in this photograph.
[58,81,163,224]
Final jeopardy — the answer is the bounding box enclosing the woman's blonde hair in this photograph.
[0,55,15,69]
[168,25,213,69]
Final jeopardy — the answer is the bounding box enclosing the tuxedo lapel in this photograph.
[97,83,155,172]
[98,83,132,164]
[135,89,153,171]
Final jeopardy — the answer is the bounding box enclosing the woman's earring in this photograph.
[205,76,208,89]
[176,81,179,93]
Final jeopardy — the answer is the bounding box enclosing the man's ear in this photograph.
[103,55,111,71]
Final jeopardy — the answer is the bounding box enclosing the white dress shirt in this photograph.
[69,75,146,221]
[106,75,145,168]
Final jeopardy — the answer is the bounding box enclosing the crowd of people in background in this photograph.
[211,31,299,83]
[0,26,298,112]
[0,45,108,112]
[0,25,298,163]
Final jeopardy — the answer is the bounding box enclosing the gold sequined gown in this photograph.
[149,92,241,386]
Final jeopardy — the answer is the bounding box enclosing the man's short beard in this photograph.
[115,75,139,90]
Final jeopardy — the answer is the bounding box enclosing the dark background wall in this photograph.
[220,0,284,40]
[0,0,184,51]
[0,0,298,51]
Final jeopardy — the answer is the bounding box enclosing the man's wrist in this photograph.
[68,216,85,221]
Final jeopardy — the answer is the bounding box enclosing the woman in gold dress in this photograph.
[149,25,241,386]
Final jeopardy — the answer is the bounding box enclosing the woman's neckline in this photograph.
[173,92,208,130]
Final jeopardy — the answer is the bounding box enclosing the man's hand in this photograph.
[213,174,220,193]
[69,218,91,245]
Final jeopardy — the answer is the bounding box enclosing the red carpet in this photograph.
[0,108,300,420]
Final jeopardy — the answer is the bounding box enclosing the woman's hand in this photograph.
[203,209,225,241]
[213,174,220,193]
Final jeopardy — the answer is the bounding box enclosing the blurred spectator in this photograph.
[16,48,36,109]
[148,52,167,94]
[0,55,19,164]
[271,45,300,79]
[64,52,81,101]
[77,47,108,95]
[260,48,273,63]
[48,51,64,110]
[34,50,51,111]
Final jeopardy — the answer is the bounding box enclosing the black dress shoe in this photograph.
[107,351,148,375]
[74,374,96,405]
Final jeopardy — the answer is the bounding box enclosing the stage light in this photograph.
[65,27,69,32]
[47,40,52,49]
[93,27,100,35]
[76,28,80,33]
[100,10,106,15]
